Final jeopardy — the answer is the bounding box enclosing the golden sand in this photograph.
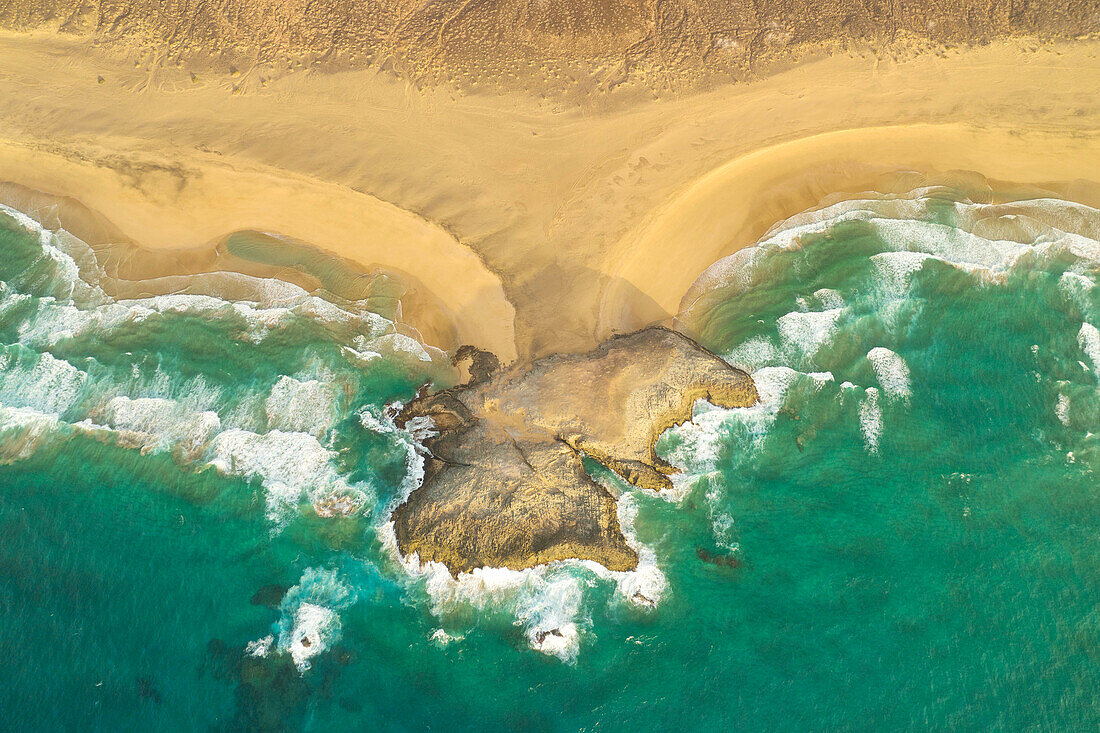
[0,31,1097,361]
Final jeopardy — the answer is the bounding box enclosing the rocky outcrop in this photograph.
[391,326,757,574]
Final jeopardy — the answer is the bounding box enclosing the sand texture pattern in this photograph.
[3,0,1097,95]
[391,327,757,574]
[0,28,1096,361]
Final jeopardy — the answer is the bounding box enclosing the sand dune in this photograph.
[0,30,1096,362]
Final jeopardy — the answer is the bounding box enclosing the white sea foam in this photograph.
[285,603,340,670]
[689,193,1100,312]
[1058,272,1096,316]
[207,429,367,523]
[662,366,832,480]
[358,406,430,507]
[0,347,87,416]
[272,567,355,672]
[859,387,883,453]
[1066,235,1100,265]
[19,290,390,352]
[92,369,233,433]
[0,206,446,531]
[0,405,60,465]
[776,308,845,359]
[0,283,32,322]
[691,192,937,302]
[429,628,465,646]
[724,336,781,372]
[100,396,222,462]
[866,347,911,401]
[659,401,739,479]
[1,205,105,306]
[264,376,340,438]
[660,366,834,551]
[874,218,1031,274]
[357,405,393,436]
[408,555,594,664]
[245,635,274,658]
[757,366,834,402]
[759,189,933,240]
[813,288,846,310]
[380,503,663,663]
[871,251,934,289]
[342,345,383,366]
[684,246,767,303]
[1078,323,1100,376]
[514,577,586,662]
[376,333,433,362]
[0,205,436,376]
[680,194,1100,488]
[1056,393,1071,426]
[609,492,667,607]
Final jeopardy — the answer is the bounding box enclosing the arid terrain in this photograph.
[4,0,1097,98]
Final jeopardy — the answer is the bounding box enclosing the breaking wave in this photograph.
[0,203,443,526]
[0,202,445,671]
[377,471,668,663]
[670,186,1100,545]
[5,186,1099,673]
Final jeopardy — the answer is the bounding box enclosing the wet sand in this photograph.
[0,31,1097,362]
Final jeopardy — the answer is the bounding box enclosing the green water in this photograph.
[1,189,1098,731]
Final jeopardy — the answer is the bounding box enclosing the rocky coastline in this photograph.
[391,327,757,574]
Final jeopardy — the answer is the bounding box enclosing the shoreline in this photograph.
[0,141,516,360]
[0,31,1097,362]
[389,326,757,576]
[600,125,1100,334]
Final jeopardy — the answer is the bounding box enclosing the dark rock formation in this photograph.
[451,344,500,385]
[391,326,757,574]
[250,583,289,609]
[696,547,742,569]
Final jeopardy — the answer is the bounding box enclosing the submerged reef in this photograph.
[391,327,757,574]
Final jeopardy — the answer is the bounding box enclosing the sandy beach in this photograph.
[0,30,1097,362]
[5,4,1100,719]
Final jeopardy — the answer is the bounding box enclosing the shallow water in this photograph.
[1,188,1098,731]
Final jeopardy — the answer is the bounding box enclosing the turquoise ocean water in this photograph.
[1,188,1098,730]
